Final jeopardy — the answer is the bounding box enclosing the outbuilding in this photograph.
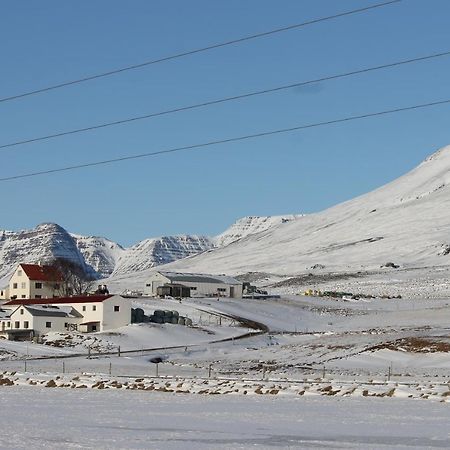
[145,271,243,298]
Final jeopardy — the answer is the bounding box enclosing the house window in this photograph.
[191,287,197,291]
[13,283,17,289]
[18,270,22,276]
[114,305,120,312]
[35,295,42,299]
[92,325,97,331]
[14,321,19,329]
[35,282,42,289]
[21,282,26,289]
[217,288,226,292]
[92,305,97,311]
[82,306,86,311]
[7,322,10,328]
[20,309,24,315]
[46,322,51,328]
[24,321,29,329]
[21,295,26,299]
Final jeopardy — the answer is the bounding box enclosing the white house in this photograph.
[144,271,243,298]
[1,294,131,339]
[7,263,64,300]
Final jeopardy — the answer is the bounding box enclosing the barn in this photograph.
[145,271,243,298]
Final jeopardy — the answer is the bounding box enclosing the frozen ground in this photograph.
[1,386,450,449]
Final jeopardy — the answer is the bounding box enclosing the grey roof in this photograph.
[25,305,69,317]
[159,271,241,285]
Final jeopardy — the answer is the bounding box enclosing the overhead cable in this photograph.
[0,0,401,104]
[2,48,447,151]
[1,97,449,182]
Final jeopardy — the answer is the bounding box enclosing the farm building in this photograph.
[145,271,243,298]
[6,263,65,300]
[0,294,131,339]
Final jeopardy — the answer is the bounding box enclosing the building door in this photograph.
[230,287,235,298]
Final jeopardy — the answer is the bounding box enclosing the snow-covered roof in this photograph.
[158,271,241,285]
[23,305,82,318]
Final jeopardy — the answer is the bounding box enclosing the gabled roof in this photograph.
[22,305,83,318]
[4,295,115,306]
[19,264,64,282]
[158,271,241,285]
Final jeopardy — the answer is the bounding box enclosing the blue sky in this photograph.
[1,0,450,246]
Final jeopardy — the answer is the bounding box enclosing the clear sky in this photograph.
[1,0,450,247]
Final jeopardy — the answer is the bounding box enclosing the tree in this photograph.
[51,258,95,296]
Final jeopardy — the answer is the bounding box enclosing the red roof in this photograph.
[20,264,64,282]
[4,295,114,306]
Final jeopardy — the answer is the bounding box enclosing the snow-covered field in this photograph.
[1,386,450,449]
[2,288,450,448]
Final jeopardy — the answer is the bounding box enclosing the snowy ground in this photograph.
[1,294,450,448]
[1,386,450,449]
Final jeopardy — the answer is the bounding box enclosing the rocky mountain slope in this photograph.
[156,145,450,276]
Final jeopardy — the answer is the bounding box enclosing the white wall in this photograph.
[144,273,171,296]
[102,296,131,331]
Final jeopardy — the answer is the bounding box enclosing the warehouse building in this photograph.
[145,271,243,298]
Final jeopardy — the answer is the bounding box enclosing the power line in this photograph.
[0,0,401,104]
[1,97,449,182]
[2,49,447,151]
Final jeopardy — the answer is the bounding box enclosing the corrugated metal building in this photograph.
[145,271,243,298]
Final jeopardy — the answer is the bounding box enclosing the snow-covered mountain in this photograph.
[70,235,125,278]
[0,223,90,282]
[0,212,301,285]
[111,235,214,276]
[156,145,450,276]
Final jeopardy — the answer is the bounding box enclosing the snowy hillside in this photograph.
[215,215,303,247]
[153,145,450,277]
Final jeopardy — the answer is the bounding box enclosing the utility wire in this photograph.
[0,0,401,104]
[1,97,449,182]
[1,49,447,151]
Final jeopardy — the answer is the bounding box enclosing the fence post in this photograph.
[208,364,212,378]
[109,362,112,376]
[62,361,65,374]
[24,360,27,372]
[156,363,159,377]
[118,346,121,357]
[88,346,91,359]
[322,366,326,379]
